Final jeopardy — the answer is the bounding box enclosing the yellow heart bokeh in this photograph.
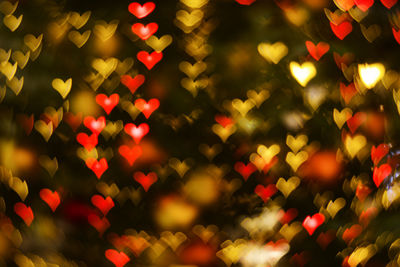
[276,176,300,198]
[176,10,204,28]
[34,120,53,142]
[180,0,209,8]
[232,99,255,117]
[12,50,30,69]
[212,124,236,143]
[68,11,91,29]
[68,30,91,48]
[345,134,367,159]
[257,144,280,164]
[179,61,207,79]
[52,78,72,99]
[333,108,352,129]
[6,76,23,95]
[145,35,173,52]
[286,134,308,153]
[258,42,288,64]
[24,34,43,51]
[0,61,17,80]
[0,1,18,15]
[358,63,385,89]
[3,14,22,32]
[290,61,316,87]
[92,57,118,78]
[286,151,308,172]
[246,90,270,108]
[93,20,118,42]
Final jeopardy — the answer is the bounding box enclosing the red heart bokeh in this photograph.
[234,162,256,181]
[303,213,325,235]
[215,115,235,128]
[137,51,163,70]
[91,194,115,216]
[371,143,389,165]
[356,182,372,202]
[85,158,109,179]
[83,116,106,135]
[124,123,149,144]
[76,133,98,151]
[330,21,353,40]
[134,98,160,119]
[14,202,34,226]
[340,82,357,104]
[382,0,397,9]
[134,171,158,192]
[354,0,374,11]
[346,112,366,134]
[96,94,119,115]
[254,184,277,202]
[118,145,142,166]
[121,74,145,94]
[373,163,392,187]
[128,2,155,18]
[131,23,158,40]
[40,189,60,212]
[88,213,110,235]
[105,249,130,267]
[305,41,330,61]
[235,0,257,5]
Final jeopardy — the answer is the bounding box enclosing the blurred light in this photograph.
[184,171,219,205]
[154,195,198,230]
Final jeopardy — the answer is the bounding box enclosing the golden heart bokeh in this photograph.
[333,108,352,129]
[286,151,308,172]
[0,61,17,80]
[276,176,300,198]
[145,35,173,52]
[179,61,207,79]
[358,63,385,89]
[24,34,43,51]
[115,58,134,75]
[34,120,53,142]
[257,144,280,164]
[258,42,288,64]
[231,98,255,117]
[344,134,367,159]
[246,89,270,108]
[212,124,236,143]
[180,0,209,9]
[92,58,118,78]
[93,20,118,41]
[181,77,208,97]
[6,76,24,95]
[3,14,23,32]
[168,158,192,178]
[176,10,204,28]
[0,0,18,15]
[68,30,91,48]
[52,78,72,99]
[326,197,346,218]
[290,61,316,87]
[68,11,91,29]
[38,155,58,177]
[12,50,30,69]
[286,134,308,153]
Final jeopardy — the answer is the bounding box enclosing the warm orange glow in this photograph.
[71,91,100,117]
[93,35,120,57]
[154,195,198,230]
[179,242,216,265]
[299,151,342,183]
[184,172,220,205]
